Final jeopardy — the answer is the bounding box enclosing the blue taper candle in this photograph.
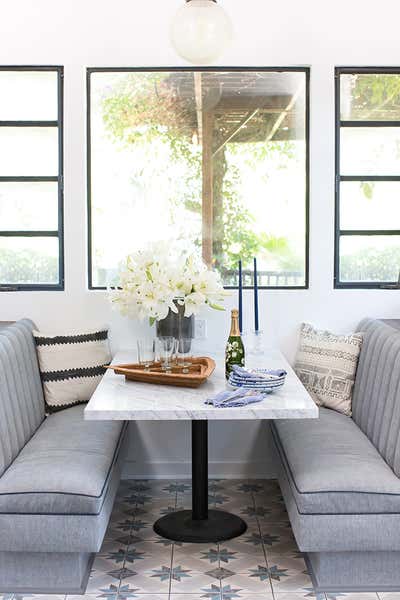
[253,257,259,332]
[238,260,243,333]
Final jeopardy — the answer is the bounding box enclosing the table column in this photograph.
[153,420,247,543]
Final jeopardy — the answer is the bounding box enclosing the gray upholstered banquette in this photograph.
[0,320,127,594]
[272,318,400,592]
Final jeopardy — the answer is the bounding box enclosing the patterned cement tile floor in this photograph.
[3,479,397,600]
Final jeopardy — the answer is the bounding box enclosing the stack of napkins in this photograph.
[228,365,287,394]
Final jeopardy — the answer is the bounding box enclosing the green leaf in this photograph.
[149,316,157,327]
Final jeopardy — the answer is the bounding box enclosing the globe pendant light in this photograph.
[170,0,233,65]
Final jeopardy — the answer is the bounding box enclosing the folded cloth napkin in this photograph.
[229,365,287,393]
[205,388,266,408]
[231,365,287,380]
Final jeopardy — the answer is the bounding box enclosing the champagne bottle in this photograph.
[225,309,245,380]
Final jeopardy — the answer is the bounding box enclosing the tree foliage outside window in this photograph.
[88,69,309,289]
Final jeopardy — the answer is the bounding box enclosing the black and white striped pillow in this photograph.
[33,328,111,411]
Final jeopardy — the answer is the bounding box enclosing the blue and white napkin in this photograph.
[229,365,287,393]
[205,388,266,408]
[206,365,287,408]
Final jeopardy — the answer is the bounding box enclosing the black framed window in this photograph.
[335,67,400,289]
[0,66,64,291]
[87,67,309,290]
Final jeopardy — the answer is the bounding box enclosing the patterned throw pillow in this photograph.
[33,328,111,411]
[294,323,363,416]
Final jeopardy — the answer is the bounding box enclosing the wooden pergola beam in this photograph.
[194,72,203,145]
[212,108,260,157]
[265,83,304,142]
[213,94,292,111]
[202,110,214,267]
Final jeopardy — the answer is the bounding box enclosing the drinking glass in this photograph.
[176,337,193,374]
[137,338,156,371]
[158,336,177,372]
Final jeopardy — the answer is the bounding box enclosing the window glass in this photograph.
[0,68,63,289]
[89,69,309,288]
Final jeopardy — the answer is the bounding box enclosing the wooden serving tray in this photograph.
[105,357,216,388]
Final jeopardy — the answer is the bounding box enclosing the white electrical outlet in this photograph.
[195,319,207,340]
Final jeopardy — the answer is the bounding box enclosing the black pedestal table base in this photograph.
[153,509,247,543]
[153,420,247,543]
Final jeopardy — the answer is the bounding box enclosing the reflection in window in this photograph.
[88,69,309,289]
[336,69,400,287]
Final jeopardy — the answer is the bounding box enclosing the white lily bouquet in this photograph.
[109,242,227,325]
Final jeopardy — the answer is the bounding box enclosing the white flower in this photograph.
[108,241,228,324]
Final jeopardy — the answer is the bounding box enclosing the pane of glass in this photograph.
[340,235,400,282]
[0,237,59,284]
[0,127,58,176]
[341,127,400,175]
[340,181,400,230]
[0,71,58,121]
[0,182,58,230]
[340,73,400,121]
[90,70,308,288]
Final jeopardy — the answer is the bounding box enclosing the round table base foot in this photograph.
[153,509,247,543]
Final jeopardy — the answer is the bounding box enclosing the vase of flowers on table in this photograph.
[109,241,227,339]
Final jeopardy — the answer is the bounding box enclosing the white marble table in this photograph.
[85,349,317,543]
[85,349,318,421]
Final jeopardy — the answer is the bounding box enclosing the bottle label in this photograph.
[225,336,245,378]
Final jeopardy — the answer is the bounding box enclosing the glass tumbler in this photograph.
[158,336,177,372]
[137,338,156,371]
[177,337,193,374]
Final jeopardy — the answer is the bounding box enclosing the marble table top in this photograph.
[85,349,318,421]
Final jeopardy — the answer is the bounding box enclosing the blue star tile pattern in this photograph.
[201,583,223,599]
[249,564,271,581]
[151,565,172,582]
[237,482,263,493]
[268,564,289,580]
[163,482,191,493]
[130,519,149,532]
[124,548,147,563]
[106,548,129,563]
[221,583,242,598]
[244,532,280,546]
[116,583,140,599]
[6,479,387,598]
[124,493,152,505]
[201,548,238,564]
[98,583,122,599]
[171,565,192,581]
[151,564,191,582]
[117,519,135,532]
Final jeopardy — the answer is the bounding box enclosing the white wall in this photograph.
[0,0,399,479]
